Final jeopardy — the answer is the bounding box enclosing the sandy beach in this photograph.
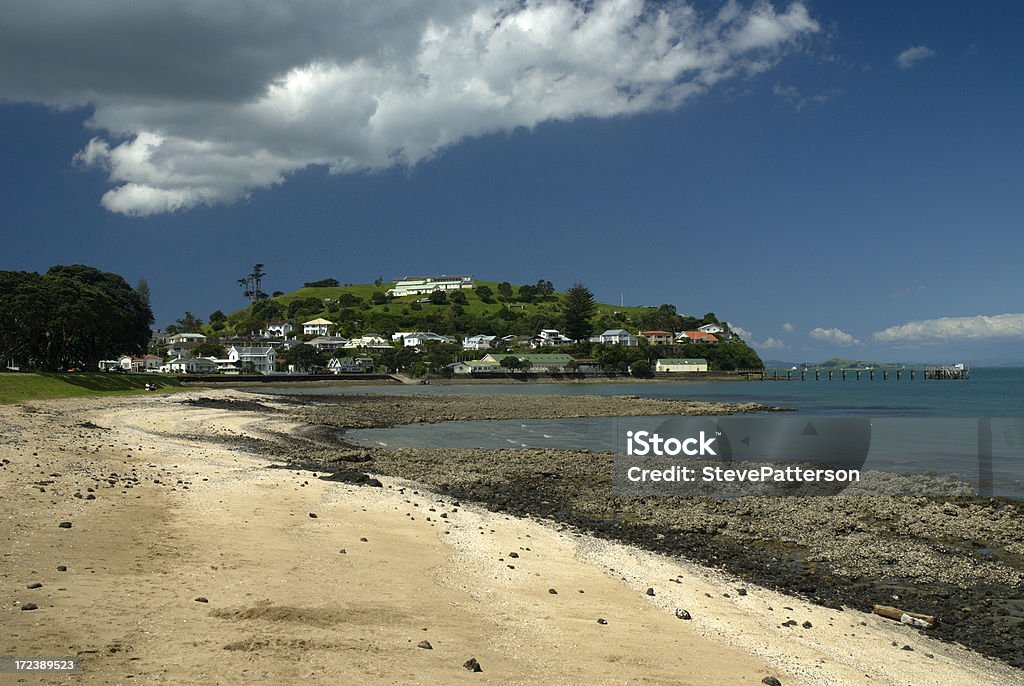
[2,389,1022,685]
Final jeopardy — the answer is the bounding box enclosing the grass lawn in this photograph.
[0,372,189,404]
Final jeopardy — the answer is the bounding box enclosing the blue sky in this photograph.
[2,1,1022,364]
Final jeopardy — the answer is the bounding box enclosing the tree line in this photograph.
[0,265,153,370]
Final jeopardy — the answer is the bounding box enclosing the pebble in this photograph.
[26,582,43,589]
[360,537,368,542]
[509,552,519,558]
[762,677,782,686]
[645,587,655,596]
[56,565,67,572]
[417,640,432,650]
[675,609,691,620]
[339,549,347,554]
[195,597,209,603]
[463,657,482,672]
[308,513,318,518]
[737,588,748,596]
[21,603,38,611]
[802,621,813,629]
[597,618,608,625]
[58,521,72,528]
[548,588,558,595]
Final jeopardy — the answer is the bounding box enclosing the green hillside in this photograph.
[213,279,669,340]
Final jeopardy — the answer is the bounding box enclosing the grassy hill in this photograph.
[216,279,663,339]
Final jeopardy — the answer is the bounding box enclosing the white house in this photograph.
[400,332,455,348]
[167,356,219,373]
[328,357,375,374]
[308,336,350,351]
[227,346,276,374]
[344,334,393,350]
[166,332,207,359]
[387,275,474,298]
[263,321,294,337]
[302,318,334,336]
[462,334,497,350]
[656,358,708,373]
[592,329,639,346]
[698,324,724,334]
[531,329,573,347]
[119,354,163,372]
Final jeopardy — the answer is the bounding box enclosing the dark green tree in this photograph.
[562,283,597,342]
[282,343,326,372]
[497,282,513,299]
[475,285,494,302]
[239,264,268,303]
[428,290,447,305]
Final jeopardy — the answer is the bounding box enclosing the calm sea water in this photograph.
[263,367,1024,417]
[264,368,1024,497]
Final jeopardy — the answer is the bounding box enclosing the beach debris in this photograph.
[360,537,368,542]
[901,645,914,651]
[194,597,209,603]
[26,582,42,589]
[417,640,433,650]
[781,620,797,627]
[761,677,782,686]
[645,587,656,596]
[509,552,519,558]
[339,549,347,555]
[56,565,67,572]
[463,658,482,672]
[21,603,38,611]
[548,588,558,595]
[737,588,748,596]
[802,621,812,629]
[308,513,318,518]
[597,618,608,625]
[58,521,72,528]
[675,609,691,620]
[873,604,937,629]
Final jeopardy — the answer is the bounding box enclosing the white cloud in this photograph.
[781,322,794,333]
[873,313,1024,344]
[731,325,753,339]
[757,336,787,350]
[809,327,861,346]
[731,325,786,350]
[772,82,839,110]
[896,45,936,70]
[1,0,819,215]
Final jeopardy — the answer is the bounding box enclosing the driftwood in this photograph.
[873,604,937,629]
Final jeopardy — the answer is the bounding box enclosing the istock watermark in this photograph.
[612,416,1023,499]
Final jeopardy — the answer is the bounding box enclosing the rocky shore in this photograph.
[249,392,1024,670]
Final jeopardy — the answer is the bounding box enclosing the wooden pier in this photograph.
[739,366,969,381]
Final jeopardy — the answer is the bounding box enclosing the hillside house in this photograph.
[531,329,573,347]
[302,318,334,336]
[226,346,276,374]
[462,335,497,350]
[263,321,294,337]
[387,275,474,298]
[308,336,350,351]
[677,331,719,345]
[698,324,724,334]
[344,334,393,350]
[592,329,639,346]
[639,330,674,346]
[328,357,375,374]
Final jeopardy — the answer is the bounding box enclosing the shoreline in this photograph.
[2,389,1022,685]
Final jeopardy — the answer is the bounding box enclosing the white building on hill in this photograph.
[387,275,474,298]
